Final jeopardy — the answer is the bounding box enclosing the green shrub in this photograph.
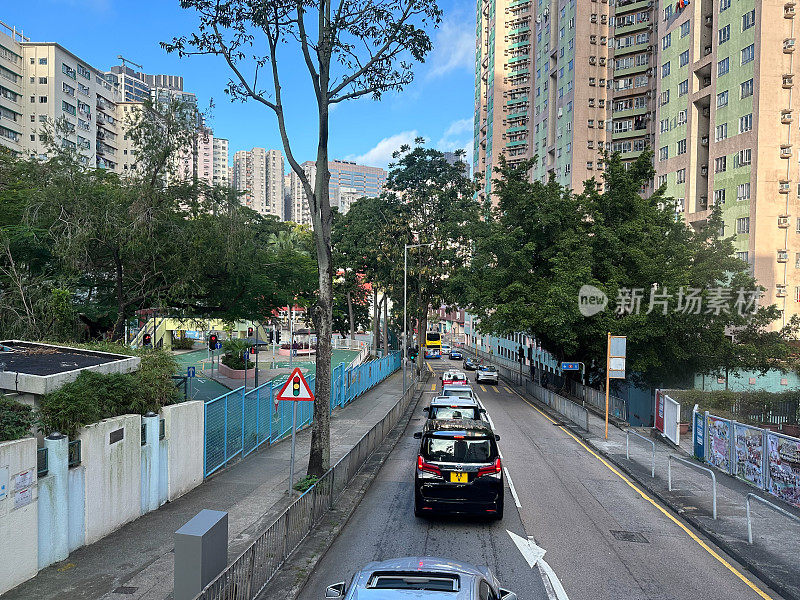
[172,338,196,350]
[38,349,180,437]
[221,338,255,370]
[0,397,35,441]
[667,388,800,425]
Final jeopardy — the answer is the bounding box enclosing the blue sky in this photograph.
[2,1,475,170]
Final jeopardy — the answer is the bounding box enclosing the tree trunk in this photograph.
[111,248,126,342]
[418,304,428,377]
[382,292,388,354]
[347,290,355,343]
[373,288,379,356]
[306,95,333,477]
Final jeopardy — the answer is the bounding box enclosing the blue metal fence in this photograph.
[203,352,401,477]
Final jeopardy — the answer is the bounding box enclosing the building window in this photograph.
[719,24,730,44]
[715,156,727,172]
[662,33,672,50]
[736,251,749,263]
[39,96,47,103]
[737,182,751,200]
[680,50,690,67]
[734,148,752,167]
[714,189,726,205]
[660,118,670,133]
[660,90,670,105]
[716,123,728,141]
[38,57,47,65]
[657,174,668,187]
[720,0,731,10]
[662,62,671,78]
[717,90,729,107]
[718,57,729,76]
[739,113,753,133]
[677,139,687,155]
[741,44,755,65]
[676,168,686,183]
[664,5,673,21]
[38,76,47,84]
[740,79,754,98]
[678,80,689,96]
[681,21,690,37]
[659,146,669,161]
[736,217,750,234]
[678,110,687,126]
[742,9,755,31]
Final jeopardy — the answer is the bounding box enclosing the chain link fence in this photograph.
[193,373,421,600]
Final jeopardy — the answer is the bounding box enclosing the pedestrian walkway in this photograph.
[518,380,800,600]
[1,370,405,600]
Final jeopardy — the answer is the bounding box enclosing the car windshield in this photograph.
[430,406,480,420]
[423,437,494,463]
[442,389,472,398]
[482,366,497,372]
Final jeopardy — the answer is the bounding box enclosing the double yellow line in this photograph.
[508,387,774,600]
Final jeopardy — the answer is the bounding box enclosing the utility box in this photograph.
[174,509,228,600]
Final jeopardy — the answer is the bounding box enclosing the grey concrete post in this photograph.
[174,510,228,600]
[38,432,69,568]
[143,413,160,512]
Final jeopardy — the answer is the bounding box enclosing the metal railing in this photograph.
[568,379,627,422]
[524,379,590,431]
[193,373,422,600]
[625,430,655,477]
[668,455,717,519]
[745,493,800,544]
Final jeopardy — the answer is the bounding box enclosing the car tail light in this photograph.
[477,458,502,477]
[417,455,442,476]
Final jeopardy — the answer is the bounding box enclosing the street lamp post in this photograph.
[404,243,434,396]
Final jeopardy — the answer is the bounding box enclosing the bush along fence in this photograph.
[194,368,421,600]
[203,352,401,477]
[693,408,800,509]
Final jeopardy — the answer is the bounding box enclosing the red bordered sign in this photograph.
[276,367,315,402]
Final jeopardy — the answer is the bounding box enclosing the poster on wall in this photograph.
[655,390,665,433]
[767,433,800,509]
[734,423,764,488]
[706,415,732,473]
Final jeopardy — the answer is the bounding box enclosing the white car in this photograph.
[476,365,499,384]
[441,344,452,356]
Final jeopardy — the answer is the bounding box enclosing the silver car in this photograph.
[476,365,499,385]
[325,557,517,600]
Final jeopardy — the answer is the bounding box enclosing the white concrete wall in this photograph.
[0,437,38,595]
[78,415,142,545]
[162,401,204,501]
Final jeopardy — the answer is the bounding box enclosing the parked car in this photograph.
[413,419,503,519]
[324,557,517,599]
[424,396,487,422]
[463,357,477,371]
[476,365,499,385]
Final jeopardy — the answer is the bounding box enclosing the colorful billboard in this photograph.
[706,415,732,473]
[734,423,764,488]
[767,433,800,509]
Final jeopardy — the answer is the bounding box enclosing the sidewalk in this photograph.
[517,379,800,600]
[2,370,405,600]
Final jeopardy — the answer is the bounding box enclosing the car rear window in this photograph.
[423,436,495,463]
[368,573,459,591]
[442,389,472,398]
[430,406,480,420]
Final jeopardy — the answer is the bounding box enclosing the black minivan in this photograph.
[413,419,503,519]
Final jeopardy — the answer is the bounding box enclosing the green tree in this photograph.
[165,0,441,476]
[463,152,795,388]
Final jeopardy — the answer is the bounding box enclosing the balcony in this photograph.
[786,2,796,18]
[782,109,793,123]
[781,144,793,158]
[784,38,796,52]
[783,74,795,88]
[701,135,709,146]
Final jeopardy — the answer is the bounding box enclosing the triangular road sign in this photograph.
[276,367,315,402]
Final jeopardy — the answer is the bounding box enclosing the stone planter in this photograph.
[218,361,255,380]
[679,422,690,436]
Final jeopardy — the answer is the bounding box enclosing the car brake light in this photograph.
[477,458,502,477]
[453,435,465,439]
[417,455,441,476]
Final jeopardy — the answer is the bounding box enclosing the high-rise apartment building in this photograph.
[475,0,616,199]
[655,0,800,327]
[289,161,315,226]
[233,147,284,218]
[0,22,25,155]
[609,0,657,172]
[283,173,292,221]
[328,160,386,206]
[20,42,122,171]
[212,137,229,187]
[443,150,472,178]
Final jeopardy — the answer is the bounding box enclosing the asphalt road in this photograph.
[299,356,782,600]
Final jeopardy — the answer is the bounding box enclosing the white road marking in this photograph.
[507,530,570,600]
[504,467,521,508]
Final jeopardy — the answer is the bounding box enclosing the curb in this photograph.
[507,378,796,600]
[257,374,429,600]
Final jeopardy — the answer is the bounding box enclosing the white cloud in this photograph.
[442,118,472,139]
[426,15,475,79]
[346,130,419,169]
